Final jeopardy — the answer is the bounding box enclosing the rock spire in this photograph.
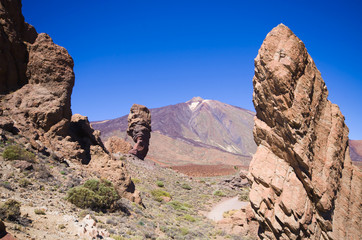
[248,23,361,239]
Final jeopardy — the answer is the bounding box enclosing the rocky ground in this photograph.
[0,132,251,240]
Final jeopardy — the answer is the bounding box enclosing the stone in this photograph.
[13,160,33,171]
[76,215,110,240]
[105,136,132,155]
[127,104,151,160]
[248,23,362,239]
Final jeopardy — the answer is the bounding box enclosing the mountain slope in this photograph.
[92,97,256,167]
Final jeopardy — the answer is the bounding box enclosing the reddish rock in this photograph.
[105,136,132,155]
[248,23,362,239]
[127,104,151,160]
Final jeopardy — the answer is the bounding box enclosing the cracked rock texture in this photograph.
[248,24,362,240]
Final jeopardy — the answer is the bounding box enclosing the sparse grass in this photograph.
[67,179,119,211]
[34,209,46,215]
[150,189,171,202]
[181,183,192,190]
[0,199,21,221]
[19,178,32,188]
[177,214,196,222]
[156,180,164,187]
[180,227,189,236]
[2,145,35,162]
[132,178,141,184]
[213,190,226,197]
[167,201,191,211]
[110,235,126,240]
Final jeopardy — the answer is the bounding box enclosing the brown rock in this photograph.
[13,160,33,171]
[0,0,141,204]
[0,220,5,237]
[105,136,132,155]
[127,104,151,160]
[248,23,362,239]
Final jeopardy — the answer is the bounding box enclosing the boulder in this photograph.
[127,104,151,160]
[248,23,362,239]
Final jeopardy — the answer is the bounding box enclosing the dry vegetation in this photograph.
[0,132,250,239]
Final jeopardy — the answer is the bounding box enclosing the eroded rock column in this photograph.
[127,104,151,160]
[248,24,362,240]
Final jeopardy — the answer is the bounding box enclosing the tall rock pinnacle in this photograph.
[248,24,361,239]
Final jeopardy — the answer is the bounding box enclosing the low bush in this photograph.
[150,189,171,202]
[0,199,21,221]
[167,201,191,211]
[177,214,196,222]
[34,209,46,215]
[2,145,35,162]
[67,179,119,211]
[181,183,192,190]
[213,190,225,197]
[156,180,164,187]
[19,178,32,188]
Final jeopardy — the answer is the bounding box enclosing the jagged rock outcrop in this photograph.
[0,0,140,203]
[105,136,132,155]
[127,104,151,160]
[248,24,362,239]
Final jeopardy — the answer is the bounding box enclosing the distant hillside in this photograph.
[92,97,256,167]
[92,98,361,168]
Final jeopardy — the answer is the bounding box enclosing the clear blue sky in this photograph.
[22,0,362,139]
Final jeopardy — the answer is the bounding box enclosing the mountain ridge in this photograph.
[92,97,256,167]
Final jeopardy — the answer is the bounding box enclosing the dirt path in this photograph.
[207,196,248,221]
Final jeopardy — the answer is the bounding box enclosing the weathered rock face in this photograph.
[0,0,140,203]
[248,24,362,239]
[105,136,132,155]
[127,104,151,160]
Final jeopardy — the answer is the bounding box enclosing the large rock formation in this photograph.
[248,24,362,239]
[127,104,151,160]
[0,0,140,203]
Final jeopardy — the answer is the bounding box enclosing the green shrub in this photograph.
[34,209,46,215]
[150,189,171,202]
[183,214,196,222]
[67,179,119,211]
[2,145,35,162]
[213,190,226,197]
[0,199,21,221]
[167,201,191,211]
[156,180,164,187]
[181,183,192,190]
[131,178,141,184]
[19,178,32,188]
